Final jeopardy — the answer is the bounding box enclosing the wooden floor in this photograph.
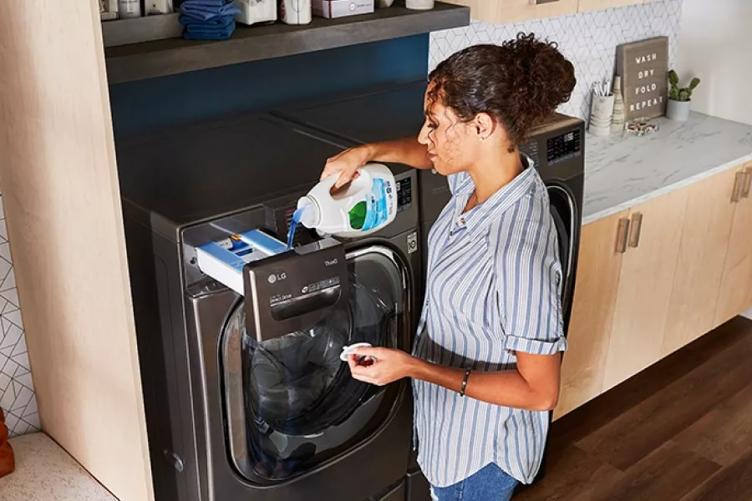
[514,315,752,501]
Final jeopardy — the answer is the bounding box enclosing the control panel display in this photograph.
[396,177,412,211]
[547,129,581,164]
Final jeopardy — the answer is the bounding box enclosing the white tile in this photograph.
[429,0,684,120]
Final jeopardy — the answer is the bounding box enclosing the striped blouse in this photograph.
[412,154,567,487]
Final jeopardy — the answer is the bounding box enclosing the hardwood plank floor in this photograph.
[514,316,752,501]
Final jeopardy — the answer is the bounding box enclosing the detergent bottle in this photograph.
[292,163,397,241]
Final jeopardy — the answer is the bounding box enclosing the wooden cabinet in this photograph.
[0,2,153,501]
[555,211,626,419]
[444,0,651,23]
[557,164,752,419]
[603,188,688,390]
[442,0,578,24]
[662,168,738,355]
[578,0,643,13]
[715,162,752,325]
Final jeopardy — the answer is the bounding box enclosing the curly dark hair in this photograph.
[427,33,576,151]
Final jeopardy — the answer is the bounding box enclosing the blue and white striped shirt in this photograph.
[412,155,567,487]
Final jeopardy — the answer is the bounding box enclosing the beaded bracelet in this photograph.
[459,368,471,397]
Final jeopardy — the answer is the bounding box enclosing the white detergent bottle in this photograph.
[295,163,397,239]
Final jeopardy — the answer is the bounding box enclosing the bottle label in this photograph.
[348,178,390,231]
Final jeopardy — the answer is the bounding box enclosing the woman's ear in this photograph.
[474,112,496,141]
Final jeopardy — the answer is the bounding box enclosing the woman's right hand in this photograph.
[320,145,372,189]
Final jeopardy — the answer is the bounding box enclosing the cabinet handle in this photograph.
[742,168,752,198]
[531,0,559,3]
[615,218,630,254]
[628,212,643,248]
[731,171,745,203]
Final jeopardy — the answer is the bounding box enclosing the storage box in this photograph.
[313,0,374,18]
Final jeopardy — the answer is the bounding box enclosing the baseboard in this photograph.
[742,308,752,320]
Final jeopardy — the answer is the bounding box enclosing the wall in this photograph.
[430,0,684,120]
[675,0,752,319]
[109,35,429,135]
[676,0,752,125]
[0,196,40,438]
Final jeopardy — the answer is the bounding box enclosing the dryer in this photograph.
[117,113,420,501]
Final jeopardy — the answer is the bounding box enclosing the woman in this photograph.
[321,33,576,501]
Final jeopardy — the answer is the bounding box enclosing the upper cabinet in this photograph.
[441,0,576,23]
[444,0,647,23]
[578,0,642,13]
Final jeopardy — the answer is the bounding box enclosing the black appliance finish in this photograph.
[117,113,422,501]
[273,83,584,499]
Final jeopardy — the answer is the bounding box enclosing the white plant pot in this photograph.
[666,99,691,121]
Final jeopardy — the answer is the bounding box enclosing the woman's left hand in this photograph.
[347,347,418,386]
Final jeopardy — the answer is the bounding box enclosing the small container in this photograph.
[145,0,173,15]
[589,93,614,137]
[611,76,626,132]
[313,0,374,18]
[406,0,434,9]
[118,0,142,18]
[666,99,691,121]
[280,0,312,24]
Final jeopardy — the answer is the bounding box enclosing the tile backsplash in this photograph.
[429,0,684,120]
[0,195,39,437]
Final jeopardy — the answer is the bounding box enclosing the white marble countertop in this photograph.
[582,111,752,224]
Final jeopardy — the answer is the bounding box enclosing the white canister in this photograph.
[145,0,173,14]
[406,0,434,9]
[280,0,312,24]
[118,0,142,18]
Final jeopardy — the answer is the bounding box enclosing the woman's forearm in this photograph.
[407,358,558,411]
[363,137,433,170]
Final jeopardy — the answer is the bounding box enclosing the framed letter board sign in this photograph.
[615,36,668,120]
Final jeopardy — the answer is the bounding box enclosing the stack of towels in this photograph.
[180,0,240,40]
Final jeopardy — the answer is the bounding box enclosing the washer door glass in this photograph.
[221,245,409,483]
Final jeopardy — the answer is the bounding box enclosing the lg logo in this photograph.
[267,272,287,284]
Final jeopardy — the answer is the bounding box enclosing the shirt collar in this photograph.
[450,154,537,235]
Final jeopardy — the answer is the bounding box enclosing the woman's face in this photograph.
[417,87,478,176]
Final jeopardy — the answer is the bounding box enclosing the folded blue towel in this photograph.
[181,13,236,40]
[180,13,235,27]
[183,25,235,40]
[180,0,239,21]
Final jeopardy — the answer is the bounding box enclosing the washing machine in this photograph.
[116,112,420,501]
[273,82,584,498]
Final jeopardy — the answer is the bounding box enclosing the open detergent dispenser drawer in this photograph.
[195,229,350,342]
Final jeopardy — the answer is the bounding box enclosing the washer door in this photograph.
[221,244,410,484]
[547,183,579,329]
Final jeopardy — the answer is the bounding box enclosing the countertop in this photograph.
[583,111,752,224]
[0,433,116,501]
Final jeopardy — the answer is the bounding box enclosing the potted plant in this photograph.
[666,69,700,121]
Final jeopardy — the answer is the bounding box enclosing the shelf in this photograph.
[104,2,469,84]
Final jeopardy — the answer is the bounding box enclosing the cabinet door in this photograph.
[442,0,578,23]
[440,0,499,22]
[662,168,738,355]
[578,0,643,13]
[554,211,627,420]
[603,188,688,391]
[715,163,752,324]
